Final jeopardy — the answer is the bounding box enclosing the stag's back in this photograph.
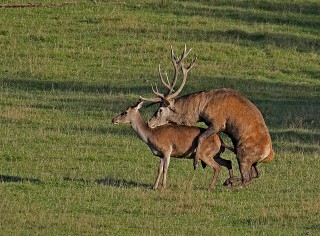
[176,89,270,137]
[172,88,273,161]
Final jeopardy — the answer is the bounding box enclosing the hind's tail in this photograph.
[262,148,275,163]
[221,143,236,154]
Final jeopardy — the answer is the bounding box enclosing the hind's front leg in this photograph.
[153,158,164,190]
[161,154,171,189]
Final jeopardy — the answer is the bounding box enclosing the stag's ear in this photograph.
[169,107,177,113]
[163,99,176,112]
[162,99,171,107]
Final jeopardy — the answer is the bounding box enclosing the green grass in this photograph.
[0,0,319,235]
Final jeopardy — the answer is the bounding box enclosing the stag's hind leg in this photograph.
[230,155,259,189]
[251,163,260,179]
[224,164,259,187]
[237,162,252,189]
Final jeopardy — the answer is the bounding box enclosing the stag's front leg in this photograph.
[153,158,164,190]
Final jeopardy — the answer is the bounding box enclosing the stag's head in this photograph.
[140,46,196,128]
[112,101,144,125]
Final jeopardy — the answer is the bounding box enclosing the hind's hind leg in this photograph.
[214,156,235,187]
[208,160,221,191]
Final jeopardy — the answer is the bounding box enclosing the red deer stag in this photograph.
[112,100,235,190]
[140,46,274,189]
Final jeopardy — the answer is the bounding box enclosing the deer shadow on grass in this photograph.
[96,176,153,189]
[1,75,152,95]
[64,176,153,189]
[0,175,42,184]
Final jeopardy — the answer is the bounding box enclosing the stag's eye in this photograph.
[169,107,176,113]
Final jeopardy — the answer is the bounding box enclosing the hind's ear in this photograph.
[135,100,144,110]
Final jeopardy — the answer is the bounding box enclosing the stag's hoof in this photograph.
[229,184,243,190]
[223,181,244,190]
[228,179,252,190]
[223,176,241,187]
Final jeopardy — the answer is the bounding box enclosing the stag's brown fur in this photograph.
[112,101,234,190]
[148,88,274,189]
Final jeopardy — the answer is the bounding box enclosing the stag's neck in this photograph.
[130,112,152,143]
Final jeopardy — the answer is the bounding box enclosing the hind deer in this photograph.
[140,46,274,189]
[112,101,235,190]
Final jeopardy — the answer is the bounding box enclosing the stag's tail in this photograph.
[261,148,275,163]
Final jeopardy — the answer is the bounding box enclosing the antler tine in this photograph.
[168,45,182,96]
[139,83,165,104]
[177,45,192,64]
[165,71,175,93]
[170,45,176,62]
[158,64,172,92]
[186,57,197,70]
[139,95,162,103]
[151,83,165,99]
[182,57,197,75]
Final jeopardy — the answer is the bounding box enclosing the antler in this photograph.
[166,45,197,100]
[140,45,196,103]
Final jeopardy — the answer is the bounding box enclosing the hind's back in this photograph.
[150,124,203,157]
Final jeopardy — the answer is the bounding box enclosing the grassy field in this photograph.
[0,0,319,235]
